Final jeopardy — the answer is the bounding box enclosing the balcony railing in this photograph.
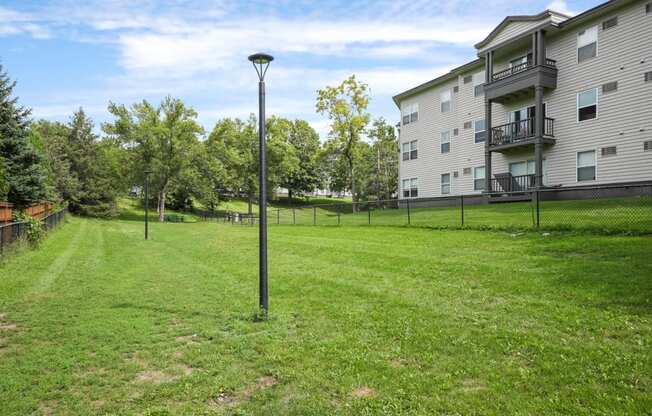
[491,59,557,82]
[490,174,535,193]
[490,117,554,146]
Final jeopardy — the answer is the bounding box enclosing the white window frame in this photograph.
[473,71,485,97]
[410,103,419,123]
[576,150,597,182]
[577,25,598,63]
[440,89,452,113]
[402,105,410,125]
[402,177,418,198]
[440,130,451,153]
[441,173,451,195]
[474,119,486,143]
[577,88,599,122]
[473,166,485,191]
[401,142,410,161]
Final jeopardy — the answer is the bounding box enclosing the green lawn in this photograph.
[1,215,651,414]
[272,196,652,233]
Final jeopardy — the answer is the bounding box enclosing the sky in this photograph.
[0,0,600,139]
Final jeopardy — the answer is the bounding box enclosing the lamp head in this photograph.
[248,52,274,81]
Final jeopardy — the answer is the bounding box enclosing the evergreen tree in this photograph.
[0,65,48,207]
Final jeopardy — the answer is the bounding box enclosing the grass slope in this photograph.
[0,217,651,414]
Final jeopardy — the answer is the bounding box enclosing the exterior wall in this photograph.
[479,19,551,53]
[397,0,652,199]
[398,64,486,198]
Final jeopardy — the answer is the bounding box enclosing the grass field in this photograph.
[271,195,652,233]
[1,213,651,414]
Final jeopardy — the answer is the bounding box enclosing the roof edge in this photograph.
[474,9,571,49]
[392,58,484,106]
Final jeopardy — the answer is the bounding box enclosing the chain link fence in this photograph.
[266,183,652,234]
[0,207,67,253]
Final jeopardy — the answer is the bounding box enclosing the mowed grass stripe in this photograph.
[0,217,651,415]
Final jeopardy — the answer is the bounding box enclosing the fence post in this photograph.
[293,207,296,225]
[460,194,465,227]
[406,199,411,225]
[277,209,280,225]
[535,190,540,228]
[313,206,316,226]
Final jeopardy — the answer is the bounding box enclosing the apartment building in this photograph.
[394,0,652,200]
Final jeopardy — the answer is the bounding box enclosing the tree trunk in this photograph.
[248,194,253,215]
[158,190,166,222]
[288,189,293,207]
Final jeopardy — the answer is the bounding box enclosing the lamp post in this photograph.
[248,52,274,316]
[144,169,151,240]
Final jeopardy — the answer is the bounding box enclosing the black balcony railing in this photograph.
[490,117,554,146]
[490,174,535,193]
[491,58,557,82]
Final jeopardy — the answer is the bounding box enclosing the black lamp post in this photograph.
[144,169,151,240]
[248,52,274,316]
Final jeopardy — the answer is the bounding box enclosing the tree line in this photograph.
[0,66,398,220]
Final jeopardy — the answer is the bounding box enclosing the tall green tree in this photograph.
[104,96,203,221]
[316,75,370,208]
[271,118,322,205]
[0,65,48,207]
[365,118,398,201]
[207,116,259,214]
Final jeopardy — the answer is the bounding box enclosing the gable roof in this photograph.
[474,10,571,50]
[392,59,483,106]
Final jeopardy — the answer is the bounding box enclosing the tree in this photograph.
[272,118,322,205]
[316,75,370,208]
[0,65,48,207]
[365,118,398,201]
[207,116,259,214]
[104,96,203,221]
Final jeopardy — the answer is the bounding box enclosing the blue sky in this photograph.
[1,0,600,139]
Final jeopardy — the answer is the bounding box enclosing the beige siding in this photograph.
[398,0,652,198]
[479,19,550,53]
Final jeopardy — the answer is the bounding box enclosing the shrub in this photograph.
[13,212,45,247]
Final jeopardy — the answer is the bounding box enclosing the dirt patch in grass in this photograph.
[175,334,200,344]
[209,375,279,409]
[133,364,194,385]
[208,391,238,408]
[460,379,487,393]
[37,401,56,415]
[0,313,17,331]
[351,386,376,399]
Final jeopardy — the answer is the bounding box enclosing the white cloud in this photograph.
[0,7,50,38]
[546,0,577,16]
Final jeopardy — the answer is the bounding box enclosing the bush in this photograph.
[13,212,45,247]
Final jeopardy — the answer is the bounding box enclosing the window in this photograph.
[577,26,598,62]
[473,71,485,97]
[402,106,410,125]
[602,16,618,30]
[441,174,450,194]
[602,81,618,93]
[578,89,598,121]
[453,128,459,136]
[464,121,472,129]
[440,131,451,153]
[402,103,418,125]
[474,119,486,143]
[410,104,419,122]
[577,150,596,181]
[463,75,473,84]
[645,71,652,82]
[463,167,472,175]
[644,140,652,151]
[440,89,452,113]
[510,55,530,68]
[402,140,417,161]
[474,167,485,191]
[402,178,418,198]
[601,146,617,157]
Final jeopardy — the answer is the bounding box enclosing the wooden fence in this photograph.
[0,202,54,224]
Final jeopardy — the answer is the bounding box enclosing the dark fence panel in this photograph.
[266,183,652,233]
[0,207,67,254]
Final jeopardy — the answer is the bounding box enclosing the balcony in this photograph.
[489,117,555,151]
[484,59,557,102]
[489,174,535,193]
